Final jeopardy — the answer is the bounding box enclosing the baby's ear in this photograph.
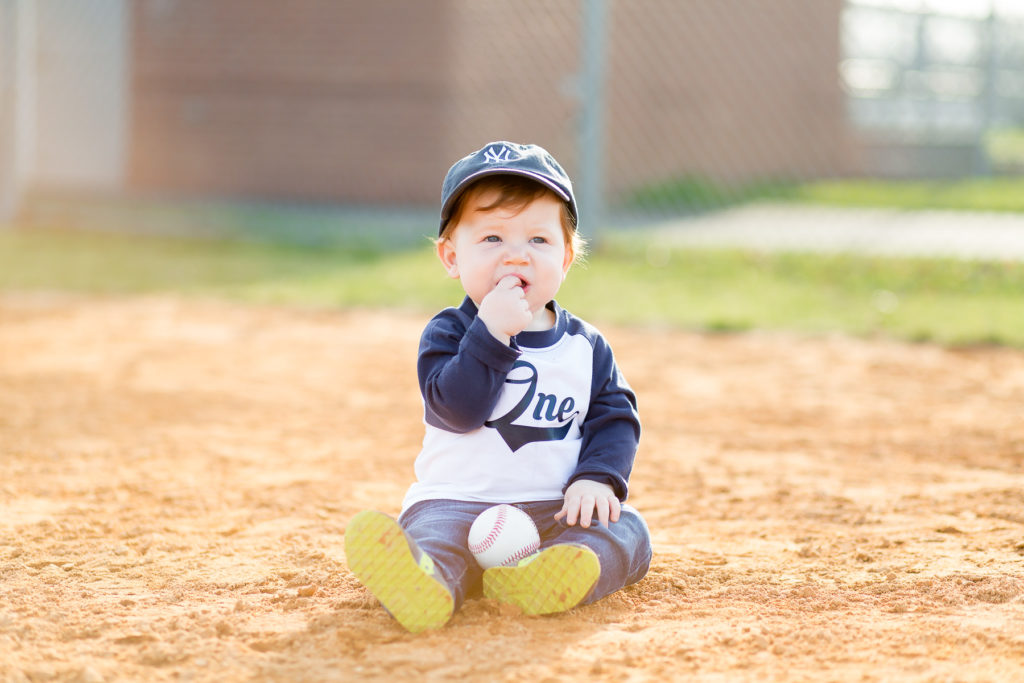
[562,242,575,275]
[436,239,459,279]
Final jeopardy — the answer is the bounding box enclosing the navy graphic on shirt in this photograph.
[485,360,579,452]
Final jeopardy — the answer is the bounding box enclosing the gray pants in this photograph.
[399,498,652,610]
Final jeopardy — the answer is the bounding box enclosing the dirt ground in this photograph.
[2,294,1024,682]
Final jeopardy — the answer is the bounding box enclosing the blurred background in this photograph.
[2,0,1023,239]
[1,0,1023,345]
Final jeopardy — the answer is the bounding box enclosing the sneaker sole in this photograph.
[344,510,454,633]
[482,544,600,615]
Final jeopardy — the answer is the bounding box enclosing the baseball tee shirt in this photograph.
[401,297,639,512]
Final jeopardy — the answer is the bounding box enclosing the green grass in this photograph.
[623,176,796,212]
[0,229,460,310]
[792,177,1024,213]
[569,240,1024,346]
[2,227,1023,347]
[623,175,1024,213]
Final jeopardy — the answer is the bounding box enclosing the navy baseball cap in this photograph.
[439,141,578,235]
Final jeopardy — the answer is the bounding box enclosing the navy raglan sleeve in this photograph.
[567,332,640,501]
[418,308,520,433]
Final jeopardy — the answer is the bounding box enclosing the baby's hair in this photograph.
[439,176,587,264]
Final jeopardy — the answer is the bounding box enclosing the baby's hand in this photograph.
[478,275,532,343]
[555,479,621,529]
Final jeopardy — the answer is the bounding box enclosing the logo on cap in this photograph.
[483,145,516,164]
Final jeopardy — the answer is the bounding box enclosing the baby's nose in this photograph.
[503,243,529,262]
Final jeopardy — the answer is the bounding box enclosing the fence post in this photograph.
[578,0,609,241]
[975,8,998,176]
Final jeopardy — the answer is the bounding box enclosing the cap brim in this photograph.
[439,167,576,234]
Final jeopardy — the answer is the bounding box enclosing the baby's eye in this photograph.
[483,235,501,243]
[530,236,548,244]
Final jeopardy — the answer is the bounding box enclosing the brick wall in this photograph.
[604,0,855,194]
[128,0,853,206]
[129,0,455,204]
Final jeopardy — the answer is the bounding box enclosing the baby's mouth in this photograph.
[502,275,528,290]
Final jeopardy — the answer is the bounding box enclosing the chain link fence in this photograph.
[3,0,1024,250]
[426,0,858,227]
[842,1,1024,178]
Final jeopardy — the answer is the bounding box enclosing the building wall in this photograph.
[440,1,582,174]
[129,0,455,204]
[442,0,854,199]
[0,0,18,219]
[604,0,854,194]
[2,0,129,218]
[127,0,853,206]
[35,0,129,190]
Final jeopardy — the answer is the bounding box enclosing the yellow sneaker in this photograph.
[482,544,600,615]
[344,510,454,633]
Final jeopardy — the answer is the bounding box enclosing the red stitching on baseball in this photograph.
[504,538,540,566]
[468,505,507,554]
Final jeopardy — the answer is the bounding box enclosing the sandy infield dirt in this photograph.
[2,294,1023,682]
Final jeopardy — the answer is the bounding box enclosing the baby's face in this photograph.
[438,190,573,315]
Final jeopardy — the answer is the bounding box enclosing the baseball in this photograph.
[467,504,541,569]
